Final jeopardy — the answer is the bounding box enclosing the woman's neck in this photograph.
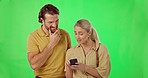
[81,39,95,53]
[80,39,95,55]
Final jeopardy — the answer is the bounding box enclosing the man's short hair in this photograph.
[38,4,59,23]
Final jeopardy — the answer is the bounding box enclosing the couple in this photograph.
[27,4,111,78]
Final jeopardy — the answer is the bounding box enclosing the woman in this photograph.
[65,19,111,78]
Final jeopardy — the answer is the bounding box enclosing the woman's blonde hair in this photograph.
[74,19,100,43]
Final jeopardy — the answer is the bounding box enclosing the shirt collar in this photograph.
[95,40,101,50]
[37,26,46,37]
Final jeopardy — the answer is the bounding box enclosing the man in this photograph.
[27,4,71,78]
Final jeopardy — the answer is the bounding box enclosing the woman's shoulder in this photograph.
[100,43,107,49]
[67,44,79,52]
[99,43,109,54]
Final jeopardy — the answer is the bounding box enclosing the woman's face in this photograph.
[74,26,90,44]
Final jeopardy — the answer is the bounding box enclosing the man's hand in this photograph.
[48,29,61,48]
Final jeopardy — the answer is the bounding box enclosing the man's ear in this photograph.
[40,18,44,23]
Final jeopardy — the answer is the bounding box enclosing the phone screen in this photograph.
[70,58,78,65]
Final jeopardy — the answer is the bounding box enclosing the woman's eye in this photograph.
[74,33,77,35]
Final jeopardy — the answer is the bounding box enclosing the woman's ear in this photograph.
[88,29,92,36]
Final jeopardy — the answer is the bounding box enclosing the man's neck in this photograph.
[42,25,49,36]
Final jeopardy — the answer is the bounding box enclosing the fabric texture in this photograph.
[66,40,110,78]
[27,26,71,78]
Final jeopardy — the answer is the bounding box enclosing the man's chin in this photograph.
[51,29,57,33]
[51,31,55,33]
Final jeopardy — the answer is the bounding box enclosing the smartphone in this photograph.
[70,58,78,65]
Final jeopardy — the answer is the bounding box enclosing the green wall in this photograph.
[0,0,148,78]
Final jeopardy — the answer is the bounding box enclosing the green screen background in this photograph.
[0,0,148,78]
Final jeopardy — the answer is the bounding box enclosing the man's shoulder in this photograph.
[59,28,69,35]
[29,27,40,36]
[27,29,40,41]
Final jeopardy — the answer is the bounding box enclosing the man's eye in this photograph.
[79,33,83,35]
[56,20,59,22]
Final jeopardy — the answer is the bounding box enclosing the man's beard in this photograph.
[49,26,57,33]
[44,24,58,33]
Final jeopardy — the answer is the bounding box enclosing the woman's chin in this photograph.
[78,42,82,45]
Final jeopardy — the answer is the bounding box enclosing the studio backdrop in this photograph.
[0,0,148,78]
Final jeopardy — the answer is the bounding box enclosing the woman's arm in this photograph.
[72,63,102,78]
[65,61,73,78]
[84,65,102,78]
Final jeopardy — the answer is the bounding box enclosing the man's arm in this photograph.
[28,30,61,70]
[28,42,54,70]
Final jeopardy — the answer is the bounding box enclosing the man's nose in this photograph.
[52,23,56,27]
